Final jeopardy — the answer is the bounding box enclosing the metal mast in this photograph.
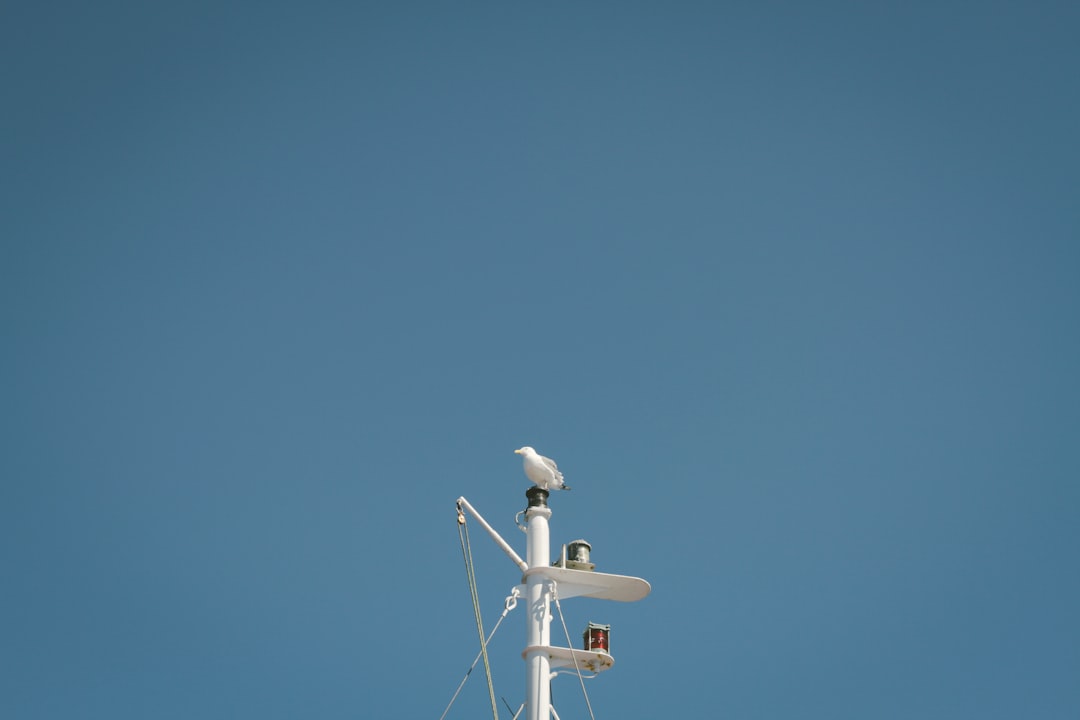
[523,487,553,720]
[455,488,650,720]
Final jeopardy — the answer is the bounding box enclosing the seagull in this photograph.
[514,446,571,491]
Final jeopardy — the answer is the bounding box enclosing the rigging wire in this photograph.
[455,505,501,720]
[439,588,519,720]
[552,583,597,720]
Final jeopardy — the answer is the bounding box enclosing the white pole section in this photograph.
[524,488,552,720]
[456,497,528,572]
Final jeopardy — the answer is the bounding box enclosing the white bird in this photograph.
[514,446,570,491]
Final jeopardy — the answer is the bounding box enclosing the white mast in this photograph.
[454,488,650,720]
[523,487,553,720]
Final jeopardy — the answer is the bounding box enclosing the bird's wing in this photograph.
[540,455,561,474]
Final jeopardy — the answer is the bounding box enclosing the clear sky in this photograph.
[3,2,1079,718]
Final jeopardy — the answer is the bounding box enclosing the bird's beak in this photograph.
[514,448,523,455]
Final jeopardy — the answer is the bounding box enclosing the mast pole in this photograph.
[523,487,552,720]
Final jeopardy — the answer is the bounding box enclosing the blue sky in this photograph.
[3,2,1079,718]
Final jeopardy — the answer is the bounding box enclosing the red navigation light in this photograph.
[583,622,610,653]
